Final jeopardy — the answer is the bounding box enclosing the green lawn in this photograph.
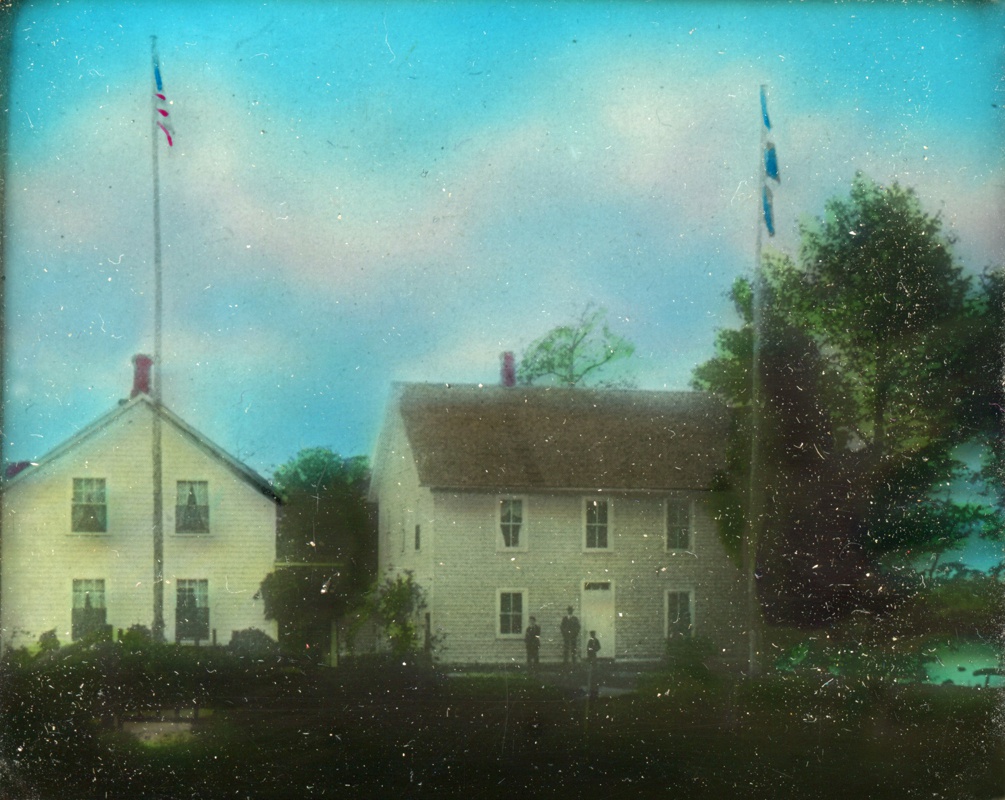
[4,665,1003,798]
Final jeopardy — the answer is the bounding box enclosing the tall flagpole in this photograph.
[150,36,166,641]
[744,84,777,677]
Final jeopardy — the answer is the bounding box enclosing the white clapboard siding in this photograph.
[1,397,277,649]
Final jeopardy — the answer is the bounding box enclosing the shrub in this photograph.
[367,571,430,659]
[37,629,60,654]
[228,628,283,660]
[664,636,717,681]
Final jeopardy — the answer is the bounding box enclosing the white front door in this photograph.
[581,580,615,659]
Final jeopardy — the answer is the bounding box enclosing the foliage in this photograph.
[272,447,370,502]
[259,566,342,661]
[691,174,1003,625]
[228,627,284,659]
[119,623,154,648]
[517,304,635,387]
[367,571,429,659]
[917,569,1003,639]
[663,636,717,682]
[691,276,754,404]
[271,447,373,566]
[769,629,927,685]
[263,447,376,659]
[37,628,60,654]
[784,174,972,460]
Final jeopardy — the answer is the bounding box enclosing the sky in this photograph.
[2,0,1003,488]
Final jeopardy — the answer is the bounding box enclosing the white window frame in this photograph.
[71,478,108,533]
[71,579,107,641]
[665,588,695,639]
[496,588,527,639]
[583,497,612,551]
[497,496,527,552]
[665,496,693,551]
[176,579,210,642]
[175,480,210,534]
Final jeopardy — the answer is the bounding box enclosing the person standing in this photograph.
[560,606,581,664]
[524,616,541,667]
[586,630,601,703]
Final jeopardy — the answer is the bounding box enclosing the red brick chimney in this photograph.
[501,351,516,387]
[131,354,154,398]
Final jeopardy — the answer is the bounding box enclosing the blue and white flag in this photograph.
[762,186,775,237]
[760,86,778,236]
[764,143,779,183]
[760,85,771,130]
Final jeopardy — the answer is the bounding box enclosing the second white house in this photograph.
[369,382,746,666]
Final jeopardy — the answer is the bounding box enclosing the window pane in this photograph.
[499,592,523,635]
[72,478,107,532]
[71,579,107,640]
[176,480,210,533]
[586,499,608,548]
[176,579,210,640]
[500,498,522,547]
[667,499,690,549]
[668,592,692,638]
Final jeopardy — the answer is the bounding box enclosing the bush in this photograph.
[118,623,154,649]
[37,628,60,655]
[228,628,283,660]
[664,636,717,681]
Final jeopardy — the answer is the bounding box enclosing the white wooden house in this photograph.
[0,359,279,650]
[369,383,747,666]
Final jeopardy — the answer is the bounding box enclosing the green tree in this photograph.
[517,304,635,387]
[782,174,972,464]
[691,276,754,406]
[367,572,428,660]
[693,176,1002,624]
[260,448,376,660]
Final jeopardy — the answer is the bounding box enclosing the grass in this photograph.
[4,664,1003,798]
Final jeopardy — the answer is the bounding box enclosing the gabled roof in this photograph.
[387,383,730,492]
[3,394,279,502]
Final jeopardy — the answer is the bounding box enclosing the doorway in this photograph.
[580,580,615,658]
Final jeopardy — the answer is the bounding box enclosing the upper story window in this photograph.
[72,478,107,533]
[584,498,610,550]
[498,497,525,550]
[666,497,692,550]
[176,481,210,533]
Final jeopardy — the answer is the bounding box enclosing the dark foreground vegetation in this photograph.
[2,633,1002,799]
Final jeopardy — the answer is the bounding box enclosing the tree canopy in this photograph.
[261,448,376,660]
[693,174,1003,625]
[517,304,635,388]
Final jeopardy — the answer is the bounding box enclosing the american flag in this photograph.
[153,55,173,146]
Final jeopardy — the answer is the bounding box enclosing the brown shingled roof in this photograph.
[396,383,729,491]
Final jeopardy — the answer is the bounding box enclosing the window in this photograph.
[666,497,692,550]
[71,579,107,640]
[499,497,524,549]
[414,524,421,551]
[176,579,210,641]
[72,478,107,532]
[498,590,524,636]
[666,590,693,639]
[584,498,609,549]
[176,481,210,533]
